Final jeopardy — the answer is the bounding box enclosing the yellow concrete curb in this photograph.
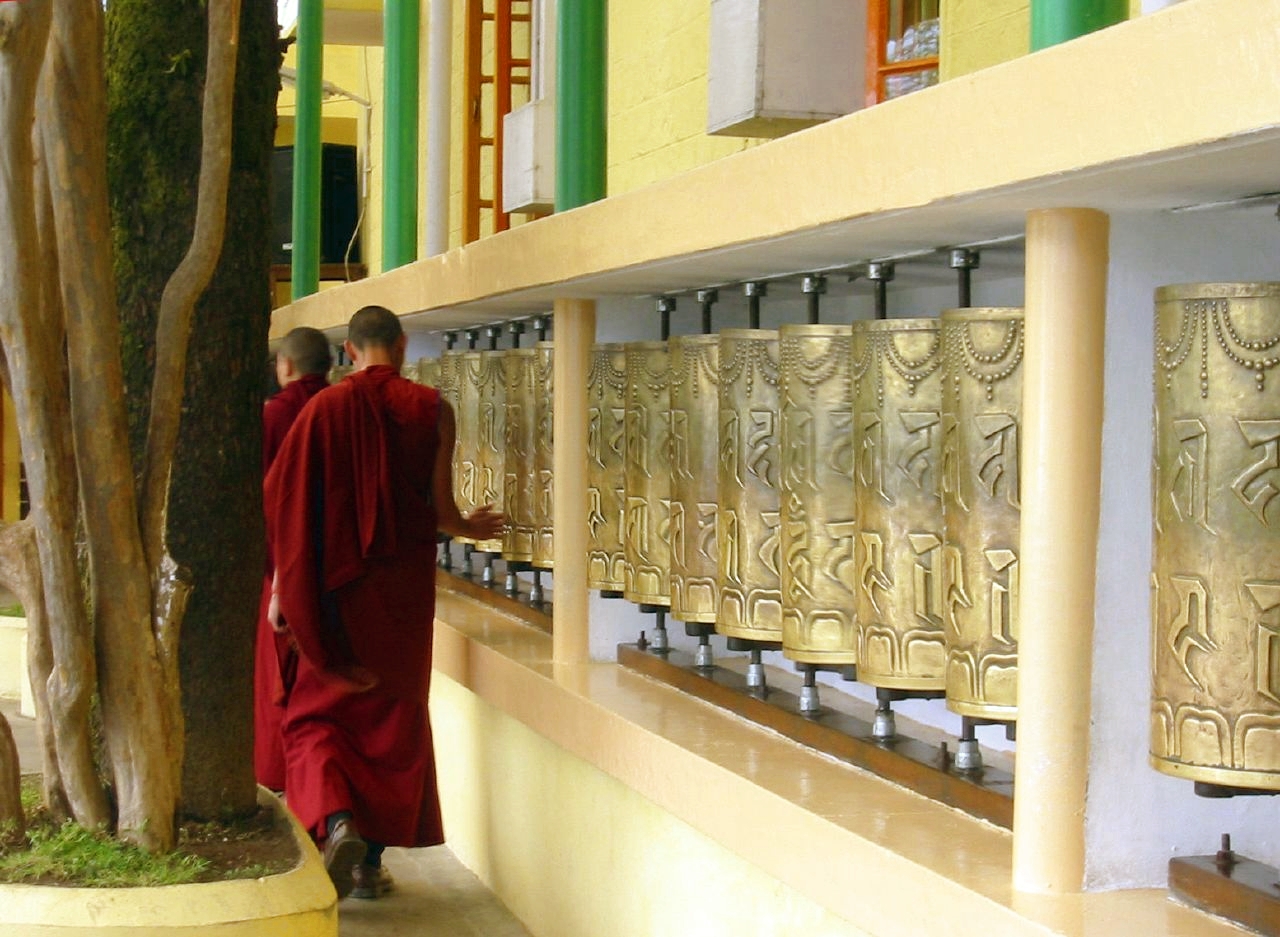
[0,787,337,936]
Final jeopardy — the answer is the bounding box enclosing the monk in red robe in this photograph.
[264,305,503,901]
[255,327,333,793]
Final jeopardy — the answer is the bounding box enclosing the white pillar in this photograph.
[1012,208,1109,893]
[552,298,595,666]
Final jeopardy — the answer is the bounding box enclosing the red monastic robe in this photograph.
[263,365,444,847]
[255,372,330,790]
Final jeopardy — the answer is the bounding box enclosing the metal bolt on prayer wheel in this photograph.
[623,341,673,607]
[587,343,629,593]
[851,317,947,690]
[717,328,783,642]
[532,340,555,571]
[669,334,721,623]
[778,323,858,666]
[939,307,1024,721]
[1151,283,1280,790]
[502,348,538,564]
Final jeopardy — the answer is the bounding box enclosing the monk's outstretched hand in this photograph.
[465,504,506,541]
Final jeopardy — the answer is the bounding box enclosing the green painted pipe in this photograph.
[383,0,419,270]
[291,0,323,300]
[1031,0,1128,51]
[555,0,606,211]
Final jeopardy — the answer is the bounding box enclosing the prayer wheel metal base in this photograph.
[1152,283,1280,790]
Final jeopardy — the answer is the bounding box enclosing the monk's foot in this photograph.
[322,818,367,899]
[350,862,394,900]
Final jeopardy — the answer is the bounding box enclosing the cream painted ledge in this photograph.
[272,0,1280,338]
[431,587,1251,937]
[0,789,337,937]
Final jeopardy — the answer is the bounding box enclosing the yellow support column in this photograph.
[1012,208,1108,894]
[552,298,596,666]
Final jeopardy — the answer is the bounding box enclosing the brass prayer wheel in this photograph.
[669,334,720,623]
[940,307,1023,720]
[1152,283,1280,789]
[718,329,783,641]
[624,341,672,606]
[502,348,538,563]
[417,356,441,388]
[437,350,464,506]
[778,323,857,666]
[453,349,483,545]
[532,341,555,570]
[457,349,506,552]
[587,343,628,592]
[851,318,945,688]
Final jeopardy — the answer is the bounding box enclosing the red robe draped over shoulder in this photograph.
[264,366,444,847]
[255,372,329,790]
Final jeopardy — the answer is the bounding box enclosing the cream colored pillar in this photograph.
[552,298,596,665]
[1011,208,1108,894]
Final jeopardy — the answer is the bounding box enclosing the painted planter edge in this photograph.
[0,786,337,936]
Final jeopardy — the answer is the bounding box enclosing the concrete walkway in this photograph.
[0,699,532,937]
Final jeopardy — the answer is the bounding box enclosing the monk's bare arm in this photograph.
[433,398,506,541]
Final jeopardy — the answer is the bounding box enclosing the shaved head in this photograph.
[279,327,333,376]
[348,305,404,350]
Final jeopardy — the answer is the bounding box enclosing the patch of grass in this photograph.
[0,604,24,618]
[19,776,40,815]
[0,821,209,887]
[0,787,299,887]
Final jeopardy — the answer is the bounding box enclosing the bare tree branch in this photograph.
[41,0,173,850]
[2,0,109,830]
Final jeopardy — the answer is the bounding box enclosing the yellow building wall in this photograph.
[277,43,381,277]
[608,0,767,196]
[941,0,1142,81]
[431,675,872,937]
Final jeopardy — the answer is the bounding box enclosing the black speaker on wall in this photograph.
[272,143,361,267]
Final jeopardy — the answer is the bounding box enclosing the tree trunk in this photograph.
[108,0,272,819]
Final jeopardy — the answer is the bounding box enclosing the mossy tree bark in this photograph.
[106,0,278,820]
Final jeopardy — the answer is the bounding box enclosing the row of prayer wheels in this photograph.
[400,279,1280,793]
[586,307,1024,723]
[415,340,556,577]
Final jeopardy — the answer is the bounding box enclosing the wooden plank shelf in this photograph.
[617,642,1014,829]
